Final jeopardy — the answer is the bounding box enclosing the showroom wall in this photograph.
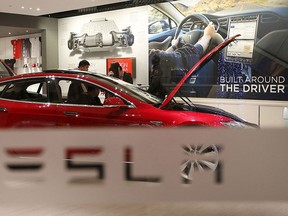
[58,6,149,85]
[0,12,58,70]
[56,1,288,128]
[0,33,42,74]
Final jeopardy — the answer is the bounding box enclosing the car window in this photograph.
[1,79,48,102]
[148,7,176,35]
[0,83,6,95]
[87,73,163,105]
[58,78,127,106]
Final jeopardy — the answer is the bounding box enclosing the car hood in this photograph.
[192,103,258,127]
[159,34,241,109]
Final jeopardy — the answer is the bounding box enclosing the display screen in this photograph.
[225,16,258,62]
[106,57,136,78]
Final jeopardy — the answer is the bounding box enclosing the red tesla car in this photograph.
[0,36,257,128]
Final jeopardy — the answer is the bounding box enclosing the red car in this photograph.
[0,36,257,128]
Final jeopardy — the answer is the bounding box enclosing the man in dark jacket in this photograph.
[119,66,133,84]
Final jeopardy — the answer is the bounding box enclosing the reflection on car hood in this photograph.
[194,103,259,127]
[194,103,238,121]
[159,34,241,109]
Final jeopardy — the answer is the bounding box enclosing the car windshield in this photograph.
[171,0,288,15]
[87,73,163,105]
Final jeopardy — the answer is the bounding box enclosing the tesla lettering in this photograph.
[4,146,223,184]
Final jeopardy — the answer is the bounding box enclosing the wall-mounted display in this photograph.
[148,0,288,101]
[58,6,148,84]
[67,18,134,52]
[106,57,136,78]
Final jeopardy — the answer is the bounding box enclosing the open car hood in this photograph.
[159,34,241,109]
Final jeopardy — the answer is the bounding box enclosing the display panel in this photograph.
[106,57,136,78]
[225,15,258,63]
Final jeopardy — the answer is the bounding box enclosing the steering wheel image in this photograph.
[175,13,224,52]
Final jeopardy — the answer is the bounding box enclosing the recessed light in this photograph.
[8,32,11,35]
[21,6,25,9]
[29,7,32,10]
[37,8,40,11]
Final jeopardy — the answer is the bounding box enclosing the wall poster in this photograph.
[106,57,136,78]
[148,0,288,101]
[58,0,288,101]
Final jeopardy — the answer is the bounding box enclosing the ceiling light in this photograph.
[37,8,40,11]
[21,6,25,9]
[29,7,32,10]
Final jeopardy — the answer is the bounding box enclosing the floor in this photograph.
[1,202,288,216]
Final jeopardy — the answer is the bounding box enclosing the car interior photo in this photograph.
[148,1,288,100]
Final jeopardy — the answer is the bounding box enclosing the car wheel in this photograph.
[181,144,220,182]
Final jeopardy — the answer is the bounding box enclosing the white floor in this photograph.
[1,202,288,216]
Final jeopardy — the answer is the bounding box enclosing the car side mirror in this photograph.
[104,97,126,106]
[148,20,170,34]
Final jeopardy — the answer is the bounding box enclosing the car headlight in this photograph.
[220,121,257,128]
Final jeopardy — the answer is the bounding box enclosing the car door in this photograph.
[56,78,142,127]
[0,78,58,128]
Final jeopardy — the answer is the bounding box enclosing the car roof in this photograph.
[0,69,131,91]
[0,69,104,81]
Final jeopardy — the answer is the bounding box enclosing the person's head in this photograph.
[78,60,90,71]
[109,62,121,78]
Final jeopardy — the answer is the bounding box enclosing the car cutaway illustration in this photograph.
[67,18,134,52]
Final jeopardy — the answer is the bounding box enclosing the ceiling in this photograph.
[0,0,130,38]
[0,0,129,16]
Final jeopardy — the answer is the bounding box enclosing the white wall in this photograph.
[58,6,149,85]
[0,37,12,59]
[190,98,288,128]
[0,33,41,59]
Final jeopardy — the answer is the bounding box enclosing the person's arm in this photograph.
[195,23,215,52]
[166,38,180,52]
[166,22,216,53]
